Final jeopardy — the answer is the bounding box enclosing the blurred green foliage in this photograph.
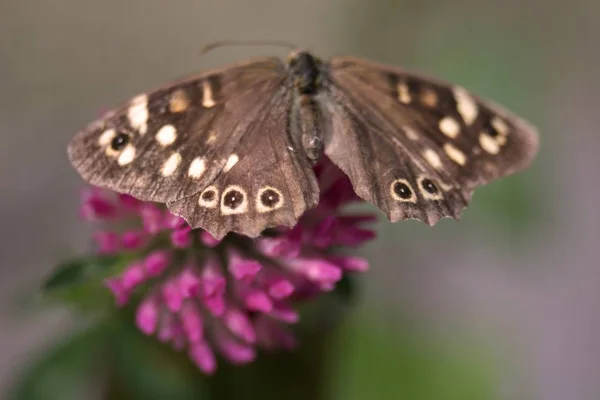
[329,313,497,400]
[9,308,497,400]
[8,315,210,400]
[9,323,107,400]
[41,255,125,311]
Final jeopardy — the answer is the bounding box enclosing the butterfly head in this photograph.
[287,49,323,95]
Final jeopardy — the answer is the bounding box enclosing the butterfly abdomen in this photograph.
[294,95,325,162]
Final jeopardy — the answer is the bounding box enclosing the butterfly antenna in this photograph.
[201,40,298,55]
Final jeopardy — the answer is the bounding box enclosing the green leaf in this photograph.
[42,255,129,310]
[106,315,208,400]
[7,310,209,400]
[7,324,108,400]
[204,322,340,400]
[43,255,119,291]
[333,274,358,305]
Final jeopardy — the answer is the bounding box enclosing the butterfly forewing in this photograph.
[324,56,538,225]
[68,57,286,203]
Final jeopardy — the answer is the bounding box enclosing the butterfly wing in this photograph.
[68,57,289,203]
[323,56,539,225]
[167,87,319,239]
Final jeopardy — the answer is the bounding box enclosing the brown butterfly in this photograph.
[68,49,539,239]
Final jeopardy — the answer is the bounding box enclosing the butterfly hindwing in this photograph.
[167,88,320,239]
[68,58,286,203]
[323,56,538,225]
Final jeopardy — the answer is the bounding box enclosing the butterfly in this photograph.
[68,49,539,239]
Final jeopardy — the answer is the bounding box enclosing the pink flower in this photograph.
[80,159,375,374]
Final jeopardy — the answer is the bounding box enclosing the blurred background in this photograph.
[1,0,599,399]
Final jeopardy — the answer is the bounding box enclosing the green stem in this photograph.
[206,328,339,400]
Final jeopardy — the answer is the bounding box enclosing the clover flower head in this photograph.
[81,159,375,374]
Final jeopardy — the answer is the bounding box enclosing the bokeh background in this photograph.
[1,0,599,399]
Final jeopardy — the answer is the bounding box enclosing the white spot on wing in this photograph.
[98,128,116,146]
[169,89,189,113]
[479,133,500,154]
[202,82,216,108]
[223,154,239,172]
[397,82,411,103]
[161,152,182,176]
[256,186,284,213]
[496,134,507,146]
[206,130,218,145]
[491,116,509,135]
[420,89,438,108]
[443,143,467,166]
[423,148,443,169]
[155,124,177,146]
[439,117,460,138]
[127,94,149,135]
[404,127,419,141]
[439,181,454,191]
[188,157,206,178]
[453,87,478,125]
[117,144,136,165]
[220,185,248,215]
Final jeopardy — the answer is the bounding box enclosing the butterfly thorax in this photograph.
[288,51,322,95]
